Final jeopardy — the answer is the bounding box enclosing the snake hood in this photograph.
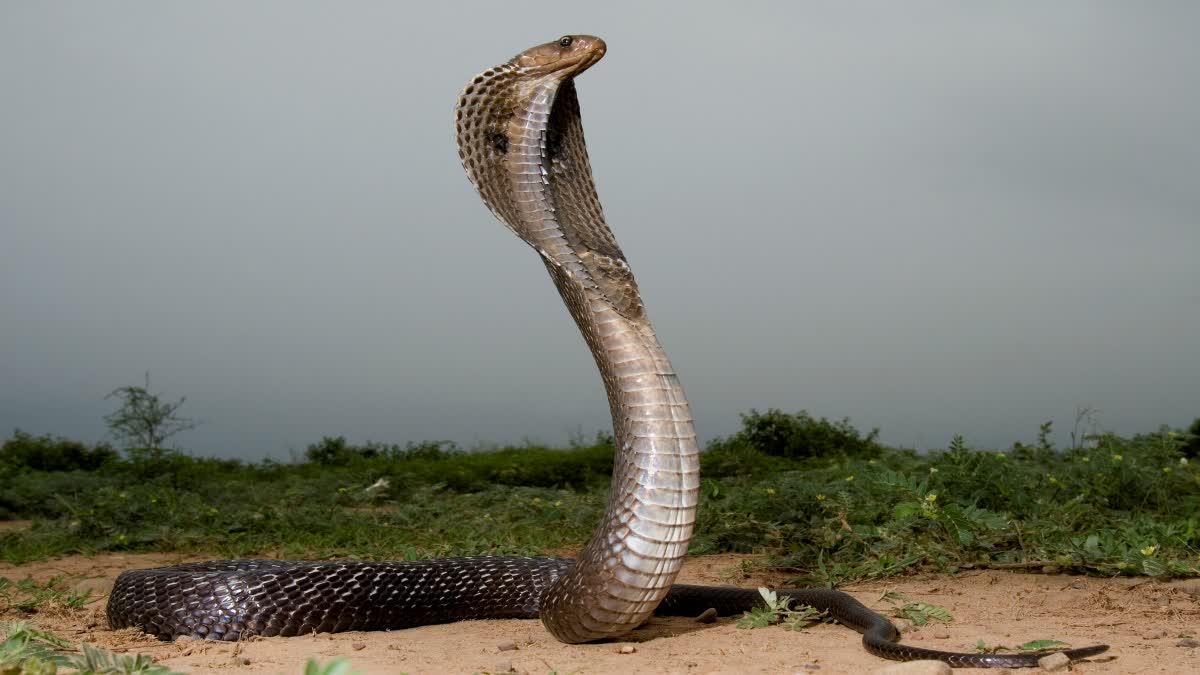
[455,34,643,321]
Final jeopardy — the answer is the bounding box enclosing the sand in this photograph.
[2,552,1198,674]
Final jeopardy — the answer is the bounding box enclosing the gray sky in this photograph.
[2,2,1197,459]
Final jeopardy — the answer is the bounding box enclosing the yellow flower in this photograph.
[1111,454,1123,462]
[845,475,855,482]
[868,459,877,465]
[1140,545,1158,556]
[765,488,777,496]
[1162,467,1172,474]
[925,493,938,503]
[816,494,826,502]
[929,467,939,474]
[1047,476,1058,484]
[1081,456,1090,463]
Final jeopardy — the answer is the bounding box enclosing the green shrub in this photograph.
[0,431,118,473]
[304,437,460,466]
[715,409,882,460]
[1182,417,1200,459]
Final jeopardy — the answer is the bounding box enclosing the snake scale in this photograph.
[107,35,1110,668]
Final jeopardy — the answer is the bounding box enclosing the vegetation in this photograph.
[102,373,196,457]
[0,621,180,674]
[715,408,883,460]
[734,587,827,630]
[1,415,1197,581]
[1,411,1196,672]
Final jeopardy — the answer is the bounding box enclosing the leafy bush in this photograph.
[712,409,882,460]
[304,437,460,466]
[0,431,118,473]
[1182,417,1200,458]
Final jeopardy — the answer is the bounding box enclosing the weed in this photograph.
[736,588,826,631]
[0,576,97,613]
[303,657,361,675]
[877,591,952,626]
[0,621,181,675]
[974,638,1072,653]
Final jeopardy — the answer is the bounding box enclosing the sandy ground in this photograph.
[2,551,1198,674]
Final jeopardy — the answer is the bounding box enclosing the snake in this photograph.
[106,35,1110,668]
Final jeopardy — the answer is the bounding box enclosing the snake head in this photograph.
[512,35,606,78]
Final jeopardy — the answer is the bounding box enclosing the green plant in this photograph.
[0,622,72,672]
[1182,417,1200,459]
[0,576,97,613]
[104,373,196,454]
[877,591,952,626]
[303,657,360,675]
[735,588,826,631]
[723,409,882,460]
[0,622,181,675]
[67,644,181,674]
[974,638,1072,654]
[0,432,118,474]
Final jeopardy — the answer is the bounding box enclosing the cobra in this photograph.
[107,35,1109,668]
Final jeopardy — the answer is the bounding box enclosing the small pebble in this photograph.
[932,631,950,640]
[235,657,251,666]
[497,641,518,652]
[617,645,636,654]
[872,660,951,675]
[1142,630,1167,640]
[1177,638,1200,648]
[352,642,366,651]
[1037,652,1070,672]
[493,661,514,673]
[694,608,718,623]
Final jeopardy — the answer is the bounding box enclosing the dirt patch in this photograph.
[2,553,1197,674]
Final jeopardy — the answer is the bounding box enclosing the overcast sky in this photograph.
[2,2,1196,459]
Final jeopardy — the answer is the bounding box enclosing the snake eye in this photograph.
[559,36,573,48]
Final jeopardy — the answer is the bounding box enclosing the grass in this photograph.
[0,416,1196,673]
[0,621,181,674]
[0,577,97,613]
[1,419,1197,582]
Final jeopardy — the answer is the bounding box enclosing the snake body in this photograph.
[107,35,1109,668]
